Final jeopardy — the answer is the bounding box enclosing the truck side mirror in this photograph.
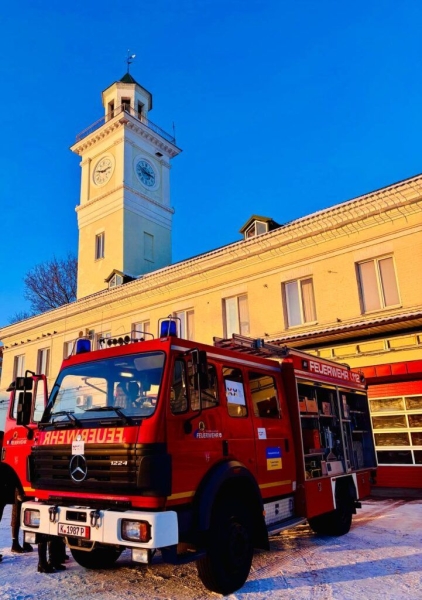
[16,392,32,426]
[192,350,209,391]
[15,377,34,391]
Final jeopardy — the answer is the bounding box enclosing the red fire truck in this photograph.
[18,322,376,594]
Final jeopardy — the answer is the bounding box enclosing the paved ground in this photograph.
[0,497,421,599]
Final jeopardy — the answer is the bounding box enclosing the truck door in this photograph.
[247,369,296,496]
[166,356,223,501]
[1,375,48,496]
[221,365,257,477]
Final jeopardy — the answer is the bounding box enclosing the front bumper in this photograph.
[21,501,178,550]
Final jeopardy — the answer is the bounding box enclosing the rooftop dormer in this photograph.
[240,215,281,240]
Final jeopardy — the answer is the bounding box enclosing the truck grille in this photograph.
[29,442,170,496]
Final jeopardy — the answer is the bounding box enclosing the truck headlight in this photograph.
[23,509,40,528]
[121,519,151,543]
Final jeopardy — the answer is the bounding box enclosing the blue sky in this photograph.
[0,1,421,326]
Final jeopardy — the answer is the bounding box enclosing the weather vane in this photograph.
[126,50,136,74]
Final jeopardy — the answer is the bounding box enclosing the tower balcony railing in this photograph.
[75,104,176,144]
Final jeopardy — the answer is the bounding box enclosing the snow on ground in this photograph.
[0,498,421,599]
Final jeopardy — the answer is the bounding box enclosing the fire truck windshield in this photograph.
[42,351,165,425]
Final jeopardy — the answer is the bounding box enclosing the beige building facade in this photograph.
[1,75,422,487]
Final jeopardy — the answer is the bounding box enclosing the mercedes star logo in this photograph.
[69,454,88,483]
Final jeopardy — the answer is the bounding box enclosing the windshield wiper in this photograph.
[85,406,131,424]
[49,411,81,428]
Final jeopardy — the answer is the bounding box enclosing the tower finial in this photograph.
[126,50,136,74]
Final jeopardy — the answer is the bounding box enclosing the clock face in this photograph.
[135,159,157,188]
[93,156,114,186]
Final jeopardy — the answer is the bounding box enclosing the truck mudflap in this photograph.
[21,501,178,550]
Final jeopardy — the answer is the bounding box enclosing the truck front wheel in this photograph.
[70,546,122,569]
[196,498,254,595]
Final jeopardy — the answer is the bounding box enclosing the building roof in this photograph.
[119,72,140,85]
[268,309,422,347]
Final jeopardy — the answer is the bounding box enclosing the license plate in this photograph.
[58,523,91,539]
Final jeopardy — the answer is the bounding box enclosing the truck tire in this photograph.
[308,499,353,536]
[70,546,122,569]
[196,498,254,595]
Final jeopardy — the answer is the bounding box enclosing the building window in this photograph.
[223,295,249,338]
[96,332,111,349]
[137,101,144,120]
[370,394,422,465]
[144,232,154,262]
[132,321,151,341]
[37,348,50,376]
[175,310,195,340]
[245,221,268,239]
[108,100,115,119]
[63,340,75,359]
[13,355,25,379]
[122,98,131,112]
[109,273,123,289]
[95,232,105,260]
[283,278,316,327]
[357,256,400,313]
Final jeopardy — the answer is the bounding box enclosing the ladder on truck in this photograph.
[214,333,293,360]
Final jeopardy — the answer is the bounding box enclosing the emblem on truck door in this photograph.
[69,455,88,482]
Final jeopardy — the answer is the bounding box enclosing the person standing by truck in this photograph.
[11,489,33,553]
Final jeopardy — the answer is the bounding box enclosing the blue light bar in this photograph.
[160,320,177,337]
[75,339,91,354]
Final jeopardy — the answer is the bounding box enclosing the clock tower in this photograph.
[71,73,181,299]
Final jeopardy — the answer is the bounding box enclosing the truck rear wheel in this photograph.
[196,498,253,595]
[308,500,353,536]
[70,546,122,569]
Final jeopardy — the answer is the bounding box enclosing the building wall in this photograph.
[1,176,421,390]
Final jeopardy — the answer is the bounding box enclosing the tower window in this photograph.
[108,101,115,119]
[95,232,105,260]
[122,98,131,113]
[138,102,144,121]
[144,232,154,262]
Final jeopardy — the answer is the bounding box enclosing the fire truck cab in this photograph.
[19,324,376,595]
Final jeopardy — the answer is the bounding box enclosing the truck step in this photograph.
[267,516,307,536]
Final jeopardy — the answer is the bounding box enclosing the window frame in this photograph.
[144,232,154,262]
[132,321,151,341]
[356,255,400,314]
[174,309,195,340]
[95,231,105,260]
[13,354,25,379]
[282,277,317,328]
[370,393,422,465]
[37,348,50,377]
[223,294,250,338]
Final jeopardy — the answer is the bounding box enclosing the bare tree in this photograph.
[8,311,35,324]
[24,254,77,313]
[9,255,77,323]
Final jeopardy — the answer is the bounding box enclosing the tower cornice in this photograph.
[71,112,181,158]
